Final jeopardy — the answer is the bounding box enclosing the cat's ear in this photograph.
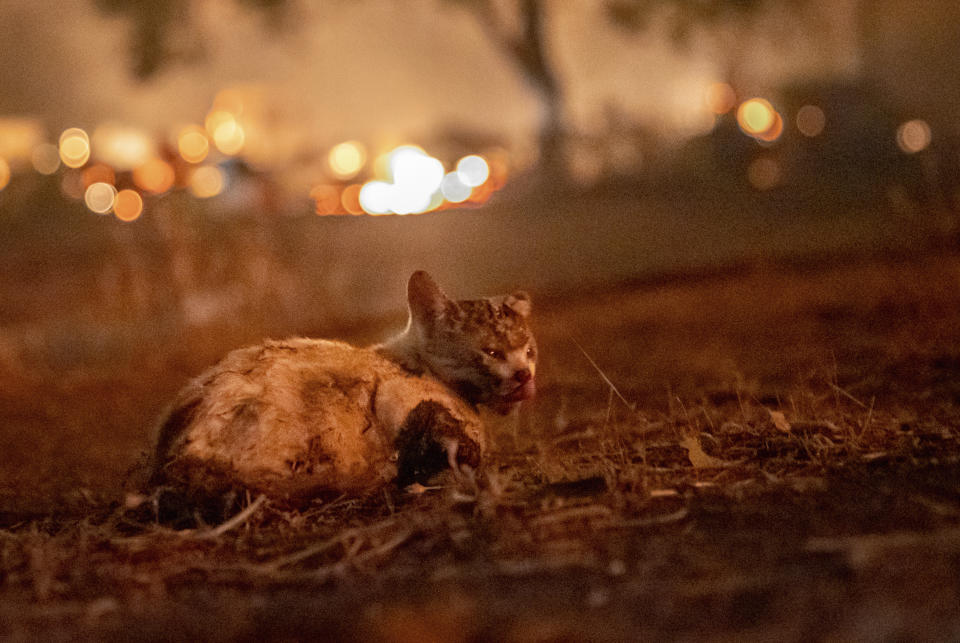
[407,271,450,326]
[504,291,532,318]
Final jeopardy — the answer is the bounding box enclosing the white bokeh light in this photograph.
[358,180,393,214]
[441,171,472,203]
[456,155,489,187]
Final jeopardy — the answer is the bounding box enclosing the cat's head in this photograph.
[406,271,537,414]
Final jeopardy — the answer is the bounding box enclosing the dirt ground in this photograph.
[2,247,960,641]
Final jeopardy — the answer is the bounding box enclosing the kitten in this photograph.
[150,271,536,505]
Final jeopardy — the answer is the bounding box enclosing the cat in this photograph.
[149,271,537,506]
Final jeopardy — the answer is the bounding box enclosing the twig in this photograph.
[192,494,267,540]
[827,382,869,409]
[572,339,635,411]
[530,504,612,528]
[266,531,351,570]
[621,508,690,528]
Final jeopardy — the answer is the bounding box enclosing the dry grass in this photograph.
[2,248,960,641]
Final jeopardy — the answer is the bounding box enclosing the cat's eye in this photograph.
[483,348,505,360]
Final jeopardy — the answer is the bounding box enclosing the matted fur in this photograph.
[151,271,536,503]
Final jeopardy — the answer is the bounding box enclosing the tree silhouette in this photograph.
[94,0,817,181]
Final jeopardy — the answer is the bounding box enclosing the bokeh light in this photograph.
[456,155,490,187]
[84,181,118,214]
[737,99,776,136]
[705,82,737,115]
[212,88,245,117]
[0,118,44,161]
[207,111,245,155]
[441,171,472,203]
[311,185,340,214]
[189,166,225,198]
[747,157,781,190]
[81,163,115,189]
[59,128,91,168]
[0,157,10,192]
[341,184,363,214]
[897,119,932,154]
[358,180,392,215]
[60,171,84,200]
[91,124,153,170]
[113,189,144,222]
[31,143,60,175]
[178,126,210,164]
[390,146,444,192]
[796,105,826,137]
[133,159,176,194]
[328,141,367,180]
[756,111,784,143]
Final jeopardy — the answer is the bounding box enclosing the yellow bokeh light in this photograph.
[737,99,776,136]
[0,157,10,192]
[756,111,784,143]
[133,159,176,194]
[747,157,781,190]
[91,124,154,170]
[113,189,144,222]
[84,181,118,214]
[796,105,826,138]
[59,128,91,168]
[213,120,245,155]
[705,82,737,115]
[31,143,60,175]
[897,119,932,154]
[189,165,225,198]
[0,118,44,161]
[328,141,367,180]
[178,126,209,164]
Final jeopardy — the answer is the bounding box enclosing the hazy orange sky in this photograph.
[1,0,860,152]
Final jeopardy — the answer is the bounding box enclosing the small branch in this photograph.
[827,382,869,409]
[572,339,636,411]
[193,494,267,540]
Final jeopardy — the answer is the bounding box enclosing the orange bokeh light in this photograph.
[113,189,144,222]
[81,163,115,189]
[340,184,363,214]
[705,83,737,115]
[178,126,210,164]
[311,185,341,215]
[133,159,176,194]
[0,157,10,192]
[756,111,784,143]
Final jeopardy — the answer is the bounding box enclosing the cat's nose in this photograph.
[513,368,532,383]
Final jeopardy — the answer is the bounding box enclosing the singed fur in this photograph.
[150,271,536,504]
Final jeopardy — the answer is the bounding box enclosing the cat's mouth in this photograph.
[501,378,536,403]
[488,378,535,414]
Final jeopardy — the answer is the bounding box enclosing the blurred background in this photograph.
[2,0,960,499]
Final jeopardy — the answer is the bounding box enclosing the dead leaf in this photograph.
[680,435,727,468]
[769,409,792,433]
